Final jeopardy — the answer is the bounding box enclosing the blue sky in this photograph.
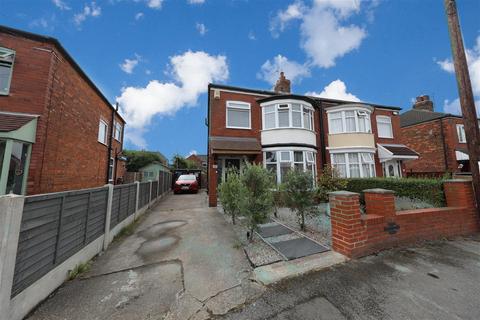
[2,0,480,161]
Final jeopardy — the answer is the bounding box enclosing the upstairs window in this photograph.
[98,119,108,145]
[0,47,15,95]
[262,102,314,130]
[226,101,251,129]
[113,120,123,142]
[376,116,393,138]
[456,124,466,143]
[327,109,371,134]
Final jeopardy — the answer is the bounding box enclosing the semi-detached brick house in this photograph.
[400,95,480,177]
[0,25,126,196]
[207,73,419,207]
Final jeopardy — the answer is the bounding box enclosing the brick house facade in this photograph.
[400,95,479,177]
[0,25,126,195]
[207,73,418,206]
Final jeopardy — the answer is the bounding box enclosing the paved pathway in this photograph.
[27,191,264,320]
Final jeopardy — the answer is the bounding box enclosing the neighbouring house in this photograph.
[400,95,480,177]
[186,153,207,169]
[207,73,418,206]
[0,25,126,195]
[139,161,170,182]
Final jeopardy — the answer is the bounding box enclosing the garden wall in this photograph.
[329,180,479,258]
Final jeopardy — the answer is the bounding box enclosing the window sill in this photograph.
[98,140,108,147]
[378,136,394,139]
[261,127,314,133]
[226,126,252,130]
[328,132,373,135]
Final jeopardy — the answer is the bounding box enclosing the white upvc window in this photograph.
[98,119,108,145]
[376,116,393,138]
[327,109,371,134]
[331,152,376,178]
[261,102,314,131]
[456,124,466,143]
[226,101,251,129]
[113,120,123,142]
[0,47,15,95]
[108,157,115,182]
[264,149,317,185]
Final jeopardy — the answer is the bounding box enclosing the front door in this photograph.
[383,160,402,178]
[224,158,241,181]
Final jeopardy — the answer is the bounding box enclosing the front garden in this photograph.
[217,163,449,267]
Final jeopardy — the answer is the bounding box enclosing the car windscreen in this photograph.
[177,175,196,181]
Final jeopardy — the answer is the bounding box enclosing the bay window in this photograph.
[331,152,376,178]
[376,116,393,138]
[226,101,251,129]
[262,103,314,130]
[264,149,317,184]
[327,108,372,134]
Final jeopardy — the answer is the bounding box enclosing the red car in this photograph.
[173,174,199,194]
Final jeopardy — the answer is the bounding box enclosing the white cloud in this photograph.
[135,12,144,20]
[196,23,207,36]
[271,0,367,68]
[147,0,163,9]
[438,36,480,113]
[52,0,70,10]
[73,2,101,26]
[258,55,310,85]
[306,79,360,102]
[248,31,256,40]
[120,54,141,74]
[188,0,205,4]
[30,18,50,29]
[117,51,228,147]
[189,150,198,156]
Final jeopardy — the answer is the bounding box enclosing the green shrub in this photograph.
[281,169,316,231]
[218,168,246,225]
[315,165,348,202]
[240,163,275,241]
[344,177,445,207]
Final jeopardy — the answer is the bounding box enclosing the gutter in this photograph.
[317,101,327,169]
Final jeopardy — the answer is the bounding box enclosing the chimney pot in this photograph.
[274,72,291,93]
[413,95,434,112]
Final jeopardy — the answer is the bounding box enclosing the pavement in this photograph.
[27,191,264,320]
[217,236,480,320]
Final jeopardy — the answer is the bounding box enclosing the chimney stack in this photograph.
[413,95,434,112]
[274,72,291,93]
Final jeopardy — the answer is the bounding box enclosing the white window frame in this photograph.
[108,157,115,182]
[456,124,466,143]
[98,119,108,145]
[226,101,251,129]
[327,108,372,135]
[113,120,123,142]
[330,151,376,178]
[261,101,314,131]
[0,47,15,96]
[376,115,393,139]
[263,149,317,185]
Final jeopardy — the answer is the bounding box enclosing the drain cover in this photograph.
[258,224,293,238]
[271,237,329,260]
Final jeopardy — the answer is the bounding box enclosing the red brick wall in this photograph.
[0,32,125,194]
[329,181,479,258]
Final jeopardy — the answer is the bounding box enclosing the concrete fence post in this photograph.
[134,181,140,220]
[0,195,25,320]
[103,184,114,251]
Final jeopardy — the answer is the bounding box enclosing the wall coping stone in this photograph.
[328,191,359,196]
[444,179,471,183]
[363,188,395,194]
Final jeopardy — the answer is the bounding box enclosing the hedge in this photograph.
[344,178,446,207]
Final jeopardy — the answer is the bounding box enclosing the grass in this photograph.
[68,261,91,280]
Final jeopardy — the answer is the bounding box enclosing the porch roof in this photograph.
[0,112,37,132]
[209,136,261,154]
[377,144,419,162]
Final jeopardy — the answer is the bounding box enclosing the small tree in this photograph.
[218,168,245,225]
[241,163,275,241]
[315,164,347,202]
[281,169,316,231]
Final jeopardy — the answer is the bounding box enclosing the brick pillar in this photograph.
[208,154,217,207]
[363,189,396,222]
[444,180,475,208]
[329,191,363,258]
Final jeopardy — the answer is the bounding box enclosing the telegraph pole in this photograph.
[444,0,480,213]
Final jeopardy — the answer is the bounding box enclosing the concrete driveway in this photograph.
[27,191,262,320]
[218,236,480,320]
